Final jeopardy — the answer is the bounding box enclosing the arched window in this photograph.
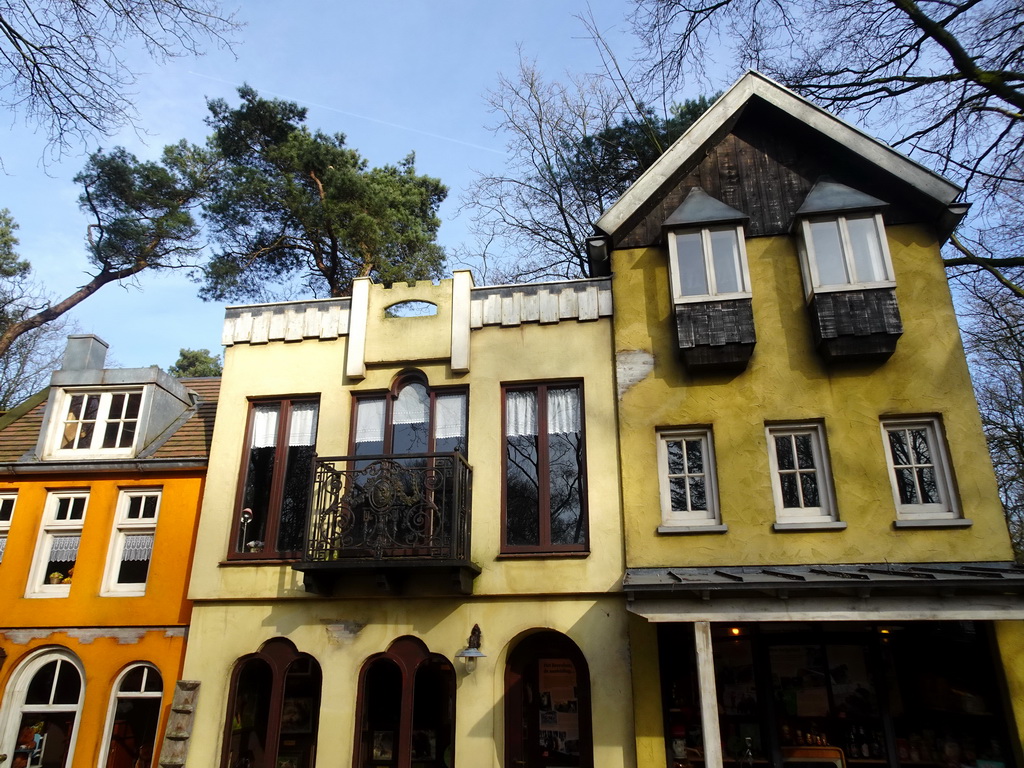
[353,637,456,768]
[505,631,594,768]
[351,372,467,458]
[99,663,163,768]
[221,638,322,768]
[0,650,85,768]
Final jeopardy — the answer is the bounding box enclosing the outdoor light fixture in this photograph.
[455,624,485,673]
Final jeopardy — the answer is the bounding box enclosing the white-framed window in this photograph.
[27,491,88,598]
[668,224,751,302]
[766,424,837,525]
[657,429,721,528]
[102,489,160,596]
[798,213,894,294]
[0,649,85,768]
[97,663,164,768]
[0,491,15,563]
[47,388,145,458]
[882,418,959,520]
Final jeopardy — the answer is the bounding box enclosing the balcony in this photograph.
[292,452,479,595]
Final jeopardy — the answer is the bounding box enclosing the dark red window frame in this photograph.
[348,371,468,457]
[501,380,588,554]
[228,397,319,561]
[220,638,322,768]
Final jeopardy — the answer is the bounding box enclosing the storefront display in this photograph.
[658,621,1016,768]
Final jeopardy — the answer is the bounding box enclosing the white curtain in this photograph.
[435,394,466,440]
[50,535,80,560]
[355,398,386,444]
[288,402,319,446]
[250,404,279,448]
[548,388,581,435]
[506,390,538,437]
[121,533,154,562]
[394,383,429,425]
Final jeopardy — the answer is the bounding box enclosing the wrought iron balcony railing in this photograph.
[300,452,473,568]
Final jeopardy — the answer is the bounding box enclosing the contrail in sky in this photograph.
[188,71,505,155]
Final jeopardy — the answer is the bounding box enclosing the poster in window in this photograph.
[411,730,436,760]
[372,731,394,760]
[280,697,313,734]
[538,659,580,756]
[276,753,302,768]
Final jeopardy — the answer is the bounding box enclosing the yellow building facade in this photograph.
[181,273,634,767]
[0,335,217,768]
[591,73,1024,768]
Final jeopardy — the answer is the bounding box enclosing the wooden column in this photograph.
[694,621,723,768]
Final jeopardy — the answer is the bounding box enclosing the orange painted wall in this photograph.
[0,472,202,626]
[0,470,204,767]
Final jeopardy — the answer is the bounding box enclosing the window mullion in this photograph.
[536,386,552,548]
[702,228,717,295]
[837,217,857,283]
[265,402,293,552]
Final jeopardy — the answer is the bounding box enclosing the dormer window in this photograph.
[795,180,903,362]
[662,187,756,371]
[48,388,146,458]
[669,224,750,302]
[799,212,893,292]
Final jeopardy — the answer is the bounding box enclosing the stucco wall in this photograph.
[612,224,1012,567]
[182,596,635,768]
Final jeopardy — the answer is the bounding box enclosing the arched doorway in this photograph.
[505,631,594,768]
[353,636,456,768]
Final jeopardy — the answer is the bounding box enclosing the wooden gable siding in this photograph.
[615,101,934,249]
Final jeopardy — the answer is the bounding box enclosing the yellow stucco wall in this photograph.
[184,278,633,766]
[189,284,624,602]
[182,596,634,768]
[994,621,1024,761]
[613,225,1012,567]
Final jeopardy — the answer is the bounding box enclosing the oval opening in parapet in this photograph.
[385,301,438,318]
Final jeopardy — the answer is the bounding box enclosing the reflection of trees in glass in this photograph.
[548,431,583,544]
[506,434,540,546]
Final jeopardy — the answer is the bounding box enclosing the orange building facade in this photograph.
[0,335,217,768]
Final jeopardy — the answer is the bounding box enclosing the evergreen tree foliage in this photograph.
[197,86,448,301]
[168,348,222,378]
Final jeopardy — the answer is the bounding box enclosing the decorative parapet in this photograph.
[469,278,612,328]
[220,277,613,377]
[222,298,352,347]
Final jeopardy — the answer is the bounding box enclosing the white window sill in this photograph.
[893,518,972,529]
[810,280,896,295]
[658,524,729,535]
[772,521,847,532]
[673,293,753,305]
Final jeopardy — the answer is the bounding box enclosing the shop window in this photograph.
[766,425,840,528]
[221,638,321,768]
[354,636,456,768]
[881,418,960,523]
[502,383,587,553]
[505,631,594,768]
[47,389,145,457]
[27,492,88,597]
[1,650,84,768]
[98,664,163,768]
[0,491,16,563]
[230,399,319,559]
[103,489,160,595]
[657,429,723,531]
[352,374,467,457]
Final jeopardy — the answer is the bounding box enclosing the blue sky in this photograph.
[0,1,667,369]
